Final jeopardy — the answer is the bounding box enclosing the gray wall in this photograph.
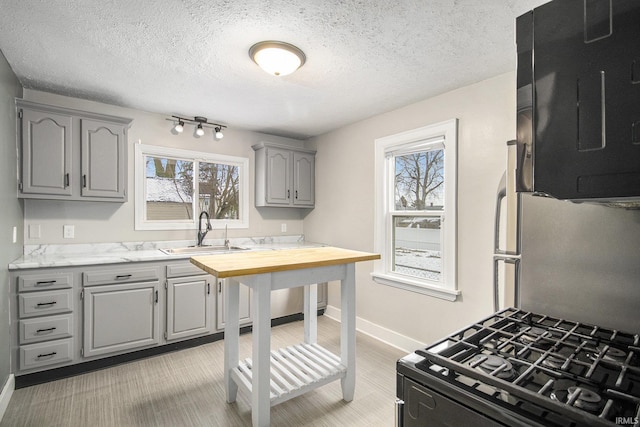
[305,73,516,347]
[0,50,23,392]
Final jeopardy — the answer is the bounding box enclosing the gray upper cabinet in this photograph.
[80,119,127,199]
[20,108,73,196]
[16,100,132,202]
[253,142,316,208]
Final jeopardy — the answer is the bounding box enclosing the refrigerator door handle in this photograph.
[494,165,521,312]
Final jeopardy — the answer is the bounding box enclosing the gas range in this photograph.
[396,308,640,427]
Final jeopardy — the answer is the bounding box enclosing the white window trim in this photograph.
[372,119,460,301]
[134,143,249,230]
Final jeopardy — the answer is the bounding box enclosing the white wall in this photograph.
[22,90,308,245]
[0,49,23,409]
[305,73,516,347]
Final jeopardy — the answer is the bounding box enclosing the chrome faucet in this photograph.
[224,224,230,250]
[197,211,212,246]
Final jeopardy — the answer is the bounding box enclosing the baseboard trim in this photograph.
[324,305,423,354]
[0,374,15,423]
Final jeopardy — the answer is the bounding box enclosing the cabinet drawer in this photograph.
[83,266,160,286]
[20,338,73,369]
[166,263,206,278]
[18,289,73,318]
[19,314,73,344]
[18,272,73,292]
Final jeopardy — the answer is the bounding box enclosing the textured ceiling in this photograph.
[0,0,550,139]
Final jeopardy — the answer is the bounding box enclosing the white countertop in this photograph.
[9,235,324,270]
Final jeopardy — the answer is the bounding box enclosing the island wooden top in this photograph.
[190,246,380,278]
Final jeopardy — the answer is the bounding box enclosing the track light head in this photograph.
[174,119,184,133]
[195,123,205,137]
[215,126,224,140]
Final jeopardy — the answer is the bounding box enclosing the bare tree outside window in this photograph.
[394,150,444,210]
[144,156,239,222]
[393,148,445,282]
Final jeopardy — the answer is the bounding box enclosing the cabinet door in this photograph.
[80,119,126,199]
[83,281,159,358]
[293,152,315,206]
[20,108,73,196]
[265,147,291,205]
[216,279,252,330]
[166,275,213,341]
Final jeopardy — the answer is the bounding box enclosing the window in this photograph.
[135,144,249,230]
[373,119,459,301]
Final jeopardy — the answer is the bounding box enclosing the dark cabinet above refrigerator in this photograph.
[516,0,640,202]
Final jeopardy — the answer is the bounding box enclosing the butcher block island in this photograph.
[191,246,380,427]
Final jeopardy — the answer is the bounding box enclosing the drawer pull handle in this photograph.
[115,274,132,280]
[35,280,57,286]
[36,352,57,358]
[36,302,57,307]
[36,327,57,333]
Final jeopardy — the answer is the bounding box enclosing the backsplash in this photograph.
[23,235,306,256]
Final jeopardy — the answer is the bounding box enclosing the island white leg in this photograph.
[251,274,272,427]
[340,263,356,401]
[303,283,317,344]
[224,278,240,403]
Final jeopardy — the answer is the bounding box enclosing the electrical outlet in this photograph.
[281,223,287,233]
[28,224,41,239]
[63,225,75,239]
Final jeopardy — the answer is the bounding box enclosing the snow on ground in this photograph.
[395,248,441,281]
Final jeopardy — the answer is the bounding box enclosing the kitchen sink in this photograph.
[160,245,249,255]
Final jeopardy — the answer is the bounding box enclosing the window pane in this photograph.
[393,216,442,282]
[394,149,444,210]
[145,156,193,220]
[199,162,240,220]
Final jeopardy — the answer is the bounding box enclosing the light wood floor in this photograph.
[1,316,405,426]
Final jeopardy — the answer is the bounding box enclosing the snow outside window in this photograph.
[134,144,249,230]
[373,119,460,301]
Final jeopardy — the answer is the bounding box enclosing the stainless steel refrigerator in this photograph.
[495,144,640,334]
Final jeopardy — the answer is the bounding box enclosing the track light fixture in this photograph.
[169,115,226,140]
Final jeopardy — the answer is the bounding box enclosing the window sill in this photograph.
[371,272,460,302]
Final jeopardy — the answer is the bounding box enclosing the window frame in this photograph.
[134,143,249,231]
[372,119,460,301]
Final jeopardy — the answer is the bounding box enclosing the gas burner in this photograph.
[588,346,628,363]
[541,354,566,370]
[519,326,554,348]
[469,354,516,380]
[550,385,603,413]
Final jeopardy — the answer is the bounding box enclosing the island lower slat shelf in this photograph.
[230,343,346,407]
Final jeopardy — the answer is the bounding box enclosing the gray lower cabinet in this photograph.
[82,281,160,358]
[165,262,214,341]
[16,99,132,202]
[216,278,252,330]
[11,257,318,376]
[15,271,75,372]
[82,265,162,358]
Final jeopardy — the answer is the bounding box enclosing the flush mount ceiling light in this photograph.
[249,41,306,76]
[169,116,226,140]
